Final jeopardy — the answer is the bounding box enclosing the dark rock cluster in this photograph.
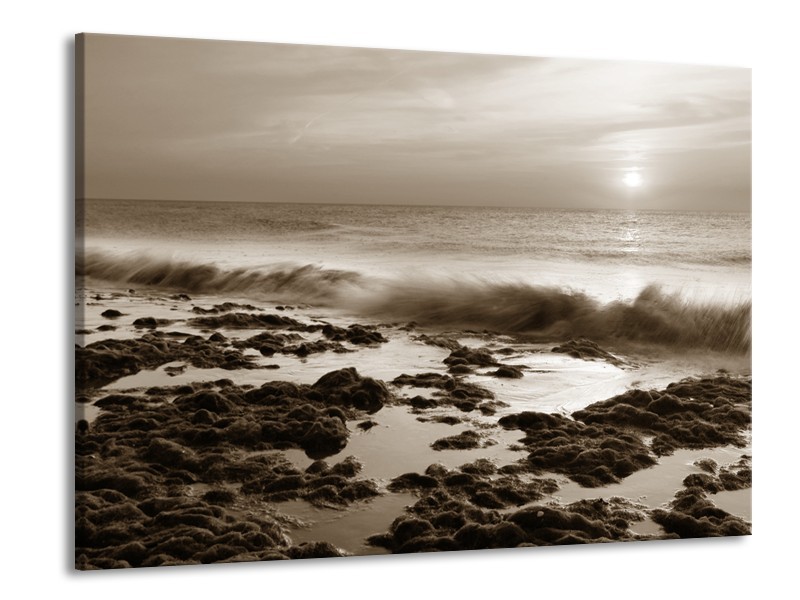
[652,455,752,538]
[684,455,752,494]
[75,368,392,568]
[430,430,483,451]
[572,376,751,455]
[233,330,349,358]
[495,376,751,486]
[133,317,174,329]
[191,302,261,314]
[499,411,657,487]
[321,323,388,345]
[552,338,626,366]
[369,460,647,553]
[392,372,495,413]
[442,344,526,379]
[76,333,265,389]
[187,312,314,330]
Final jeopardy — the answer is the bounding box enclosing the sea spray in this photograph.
[78,250,750,353]
[354,278,750,354]
[78,249,364,305]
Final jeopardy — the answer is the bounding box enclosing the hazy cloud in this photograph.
[82,34,751,210]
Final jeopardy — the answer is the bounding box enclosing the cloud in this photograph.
[83,34,750,210]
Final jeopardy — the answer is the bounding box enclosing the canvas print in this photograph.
[75,33,751,569]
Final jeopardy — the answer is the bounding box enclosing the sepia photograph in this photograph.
[75,32,751,569]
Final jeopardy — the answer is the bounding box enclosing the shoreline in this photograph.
[75,284,751,568]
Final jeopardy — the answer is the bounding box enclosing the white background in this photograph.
[1,1,797,598]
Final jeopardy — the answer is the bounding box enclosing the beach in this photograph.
[74,200,751,567]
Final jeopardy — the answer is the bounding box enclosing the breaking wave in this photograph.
[78,250,751,354]
[356,279,750,354]
[78,250,364,305]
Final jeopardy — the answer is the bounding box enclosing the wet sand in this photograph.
[75,283,751,569]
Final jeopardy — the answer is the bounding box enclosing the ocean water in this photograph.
[77,199,751,353]
[76,200,753,554]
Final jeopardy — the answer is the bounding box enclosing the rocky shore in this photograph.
[75,290,751,569]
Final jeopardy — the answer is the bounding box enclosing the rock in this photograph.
[490,366,524,378]
[173,391,236,414]
[388,472,440,491]
[573,376,751,456]
[312,368,390,413]
[444,346,498,367]
[286,542,344,559]
[500,410,656,486]
[431,430,482,451]
[133,317,157,329]
[188,312,308,330]
[409,396,437,410]
[552,338,625,367]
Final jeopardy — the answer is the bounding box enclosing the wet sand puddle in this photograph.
[275,494,417,556]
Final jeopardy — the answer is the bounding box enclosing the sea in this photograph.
[76,199,753,548]
[77,199,751,354]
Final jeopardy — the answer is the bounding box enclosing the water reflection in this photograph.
[619,214,641,254]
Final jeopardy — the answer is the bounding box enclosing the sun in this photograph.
[623,171,643,188]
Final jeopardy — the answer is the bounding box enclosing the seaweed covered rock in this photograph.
[498,411,656,487]
[507,505,613,542]
[76,484,297,568]
[80,366,390,461]
[234,330,348,358]
[552,338,625,366]
[652,487,750,538]
[321,323,388,345]
[387,462,557,512]
[132,317,173,329]
[191,302,260,315]
[392,372,494,413]
[232,331,302,356]
[388,472,440,492]
[76,379,383,569]
[572,376,751,455]
[431,430,482,451]
[187,312,312,330]
[489,366,524,379]
[173,390,237,415]
[409,396,438,410]
[312,368,390,413]
[75,367,398,568]
[444,346,498,368]
[241,456,378,506]
[368,483,637,553]
[647,454,751,539]
[286,542,345,559]
[683,455,751,493]
[76,333,265,390]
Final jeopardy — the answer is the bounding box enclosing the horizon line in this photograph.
[78,197,753,214]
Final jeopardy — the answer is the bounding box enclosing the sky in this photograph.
[80,34,751,210]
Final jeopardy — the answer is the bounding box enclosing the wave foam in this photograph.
[78,250,751,353]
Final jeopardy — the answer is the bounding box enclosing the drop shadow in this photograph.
[63,32,78,574]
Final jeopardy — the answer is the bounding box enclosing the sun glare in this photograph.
[623,172,643,188]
